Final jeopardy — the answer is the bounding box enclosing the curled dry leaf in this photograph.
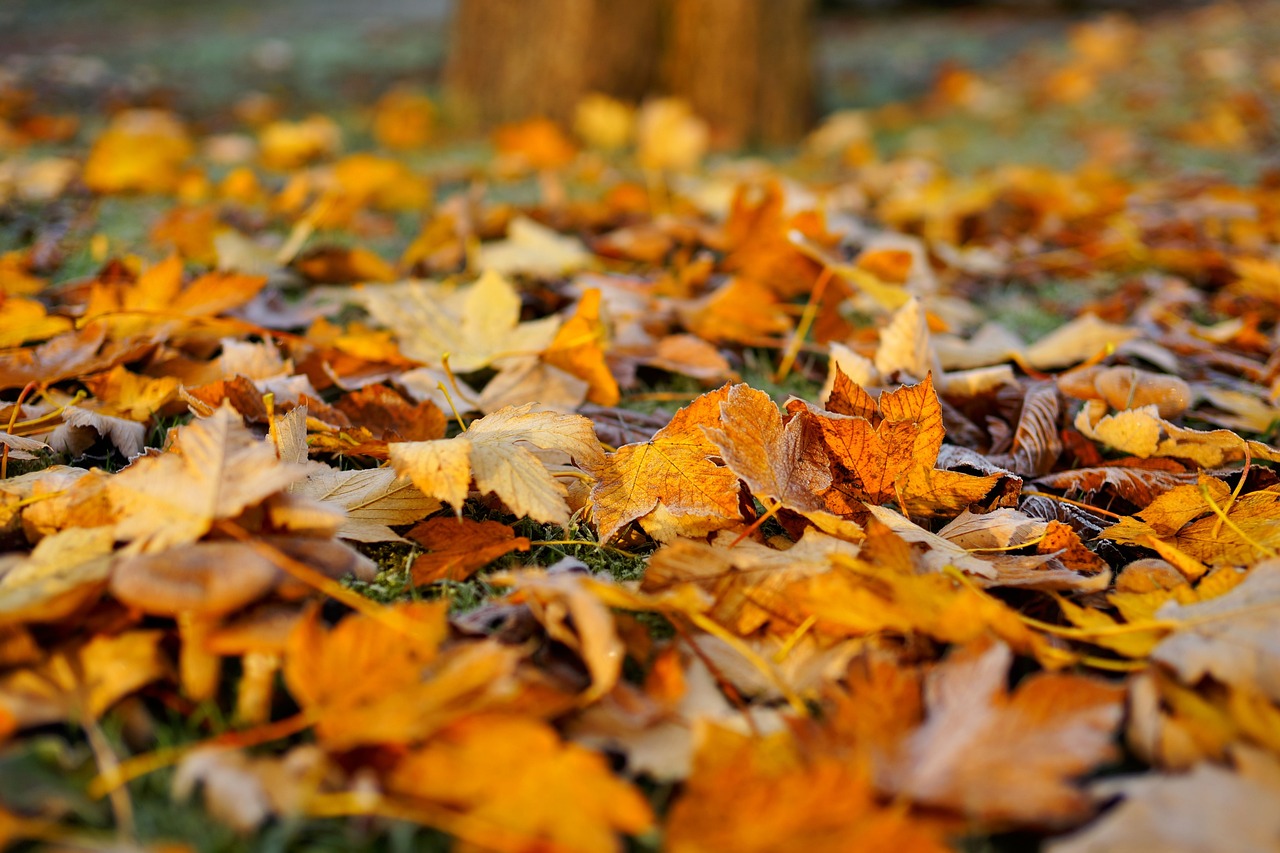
[988,381,1063,477]
[1075,400,1280,468]
[1059,364,1193,419]
[491,567,625,703]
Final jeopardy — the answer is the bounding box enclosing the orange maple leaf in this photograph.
[387,714,653,853]
[720,181,825,299]
[283,602,520,749]
[793,371,1002,518]
[588,385,743,542]
[665,725,948,853]
[702,383,831,514]
[542,288,620,406]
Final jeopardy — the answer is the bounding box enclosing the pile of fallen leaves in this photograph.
[4,4,1280,851]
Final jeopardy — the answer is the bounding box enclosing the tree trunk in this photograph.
[444,0,814,145]
[444,0,662,129]
[661,0,814,147]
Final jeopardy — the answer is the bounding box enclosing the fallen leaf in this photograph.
[0,631,167,737]
[173,745,337,834]
[1049,748,1280,853]
[665,725,948,853]
[283,601,517,749]
[389,404,602,526]
[703,383,831,515]
[1076,401,1280,468]
[291,467,440,543]
[387,714,654,853]
[407,516,530,583]
[106,405,308,552]
[589,385,743,542]
[794,374,1002,518]
[358,271,561,372]
[1153,559,1280,703]
[542,289,619,407]
[492,567,625,702]
[82,109,193,194]
[478,216,592,278]
[876,641,1123,825]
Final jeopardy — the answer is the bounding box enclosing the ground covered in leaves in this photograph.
[4,3,1280,851]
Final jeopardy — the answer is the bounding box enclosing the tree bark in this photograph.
[444,0,661,129]
[661,0,814,146]
[445,0,815,145]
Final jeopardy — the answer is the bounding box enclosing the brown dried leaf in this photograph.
[877,641,1124,825]
[407,517,530,584]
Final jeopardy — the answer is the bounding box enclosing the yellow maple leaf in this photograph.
[389,404,603,525]
[107,405,308,552]
[588,385,743,542]
[0,298,72,348]
[358,271,561,372]
[1101,476,1280,567]
[542,288,619,406]
[82,255,266,341]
